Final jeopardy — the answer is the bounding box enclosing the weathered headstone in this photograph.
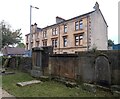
[31,46,53,78]
[31,47,43,77]
[17,80,42,87]
[95,55,111,87]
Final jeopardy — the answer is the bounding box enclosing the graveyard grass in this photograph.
[2,70,113,97]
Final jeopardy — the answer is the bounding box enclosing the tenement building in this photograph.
[25,2,108,54]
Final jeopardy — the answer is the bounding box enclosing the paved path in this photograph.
[0,87,15,98]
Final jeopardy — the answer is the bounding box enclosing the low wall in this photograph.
[49,50,120,85]
[3,50,119,85]
[49,54,78,80]
[18,57,32,72]
[6,56,32,73]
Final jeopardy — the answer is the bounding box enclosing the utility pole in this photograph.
[29,5,39,56]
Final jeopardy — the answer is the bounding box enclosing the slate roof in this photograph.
[2,47,25,56]
[26,8,108,35]
[42,11,95,29]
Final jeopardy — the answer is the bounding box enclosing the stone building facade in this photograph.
[25,2,108,54]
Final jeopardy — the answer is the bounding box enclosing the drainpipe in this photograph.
[87,15,89,51]
[58,25,60,54]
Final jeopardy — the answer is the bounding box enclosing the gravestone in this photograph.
[31,47,43,77]
[17,80,42,87]
[95,55,111,87]
[31,46,53,77]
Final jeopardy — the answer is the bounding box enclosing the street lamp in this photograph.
[29,5,39,56]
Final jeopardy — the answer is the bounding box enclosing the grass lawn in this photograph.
[2,70,113,97]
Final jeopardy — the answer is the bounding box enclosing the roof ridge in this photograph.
[42,10,95,29]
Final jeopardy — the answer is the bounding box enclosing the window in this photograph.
[43,31,47,38]
[52,39,57,48]
[52,28,57,35]
[75,20,83,30]
[55,28,57,35]
[26,36,28,42]
[79,20,83,29]
[64,24,67,33]
[36,41,39,47]
[63,52,67,54]
[26,44,28,50]
[75,22,79,30]
[31,42,33,48]
[63,36,67,47]
[52,29,55,35]
[75,36,79,46]
[30,34,33,42]
[43,40,47,46]
[35,33,39,39]
[36,33,39,38]
[31,34,33,38]
[75,34,83,46]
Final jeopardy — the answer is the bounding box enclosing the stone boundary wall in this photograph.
[2,50,119,85]
[4,56,32,73]
[49,50,120,85]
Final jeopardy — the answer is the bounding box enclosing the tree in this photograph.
[0,20,22,48]
[108,39,114,47]
[17,43,25,48]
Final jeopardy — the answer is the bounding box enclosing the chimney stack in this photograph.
[56,16,65,24]
[93,2,99,11]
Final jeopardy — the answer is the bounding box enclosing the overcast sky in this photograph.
[0,0,119,44]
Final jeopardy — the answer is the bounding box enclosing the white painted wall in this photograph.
[89,9,108,50]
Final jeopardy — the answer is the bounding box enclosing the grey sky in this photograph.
[0,0,119,44]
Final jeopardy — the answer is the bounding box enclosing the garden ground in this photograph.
[2,69,114,97]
